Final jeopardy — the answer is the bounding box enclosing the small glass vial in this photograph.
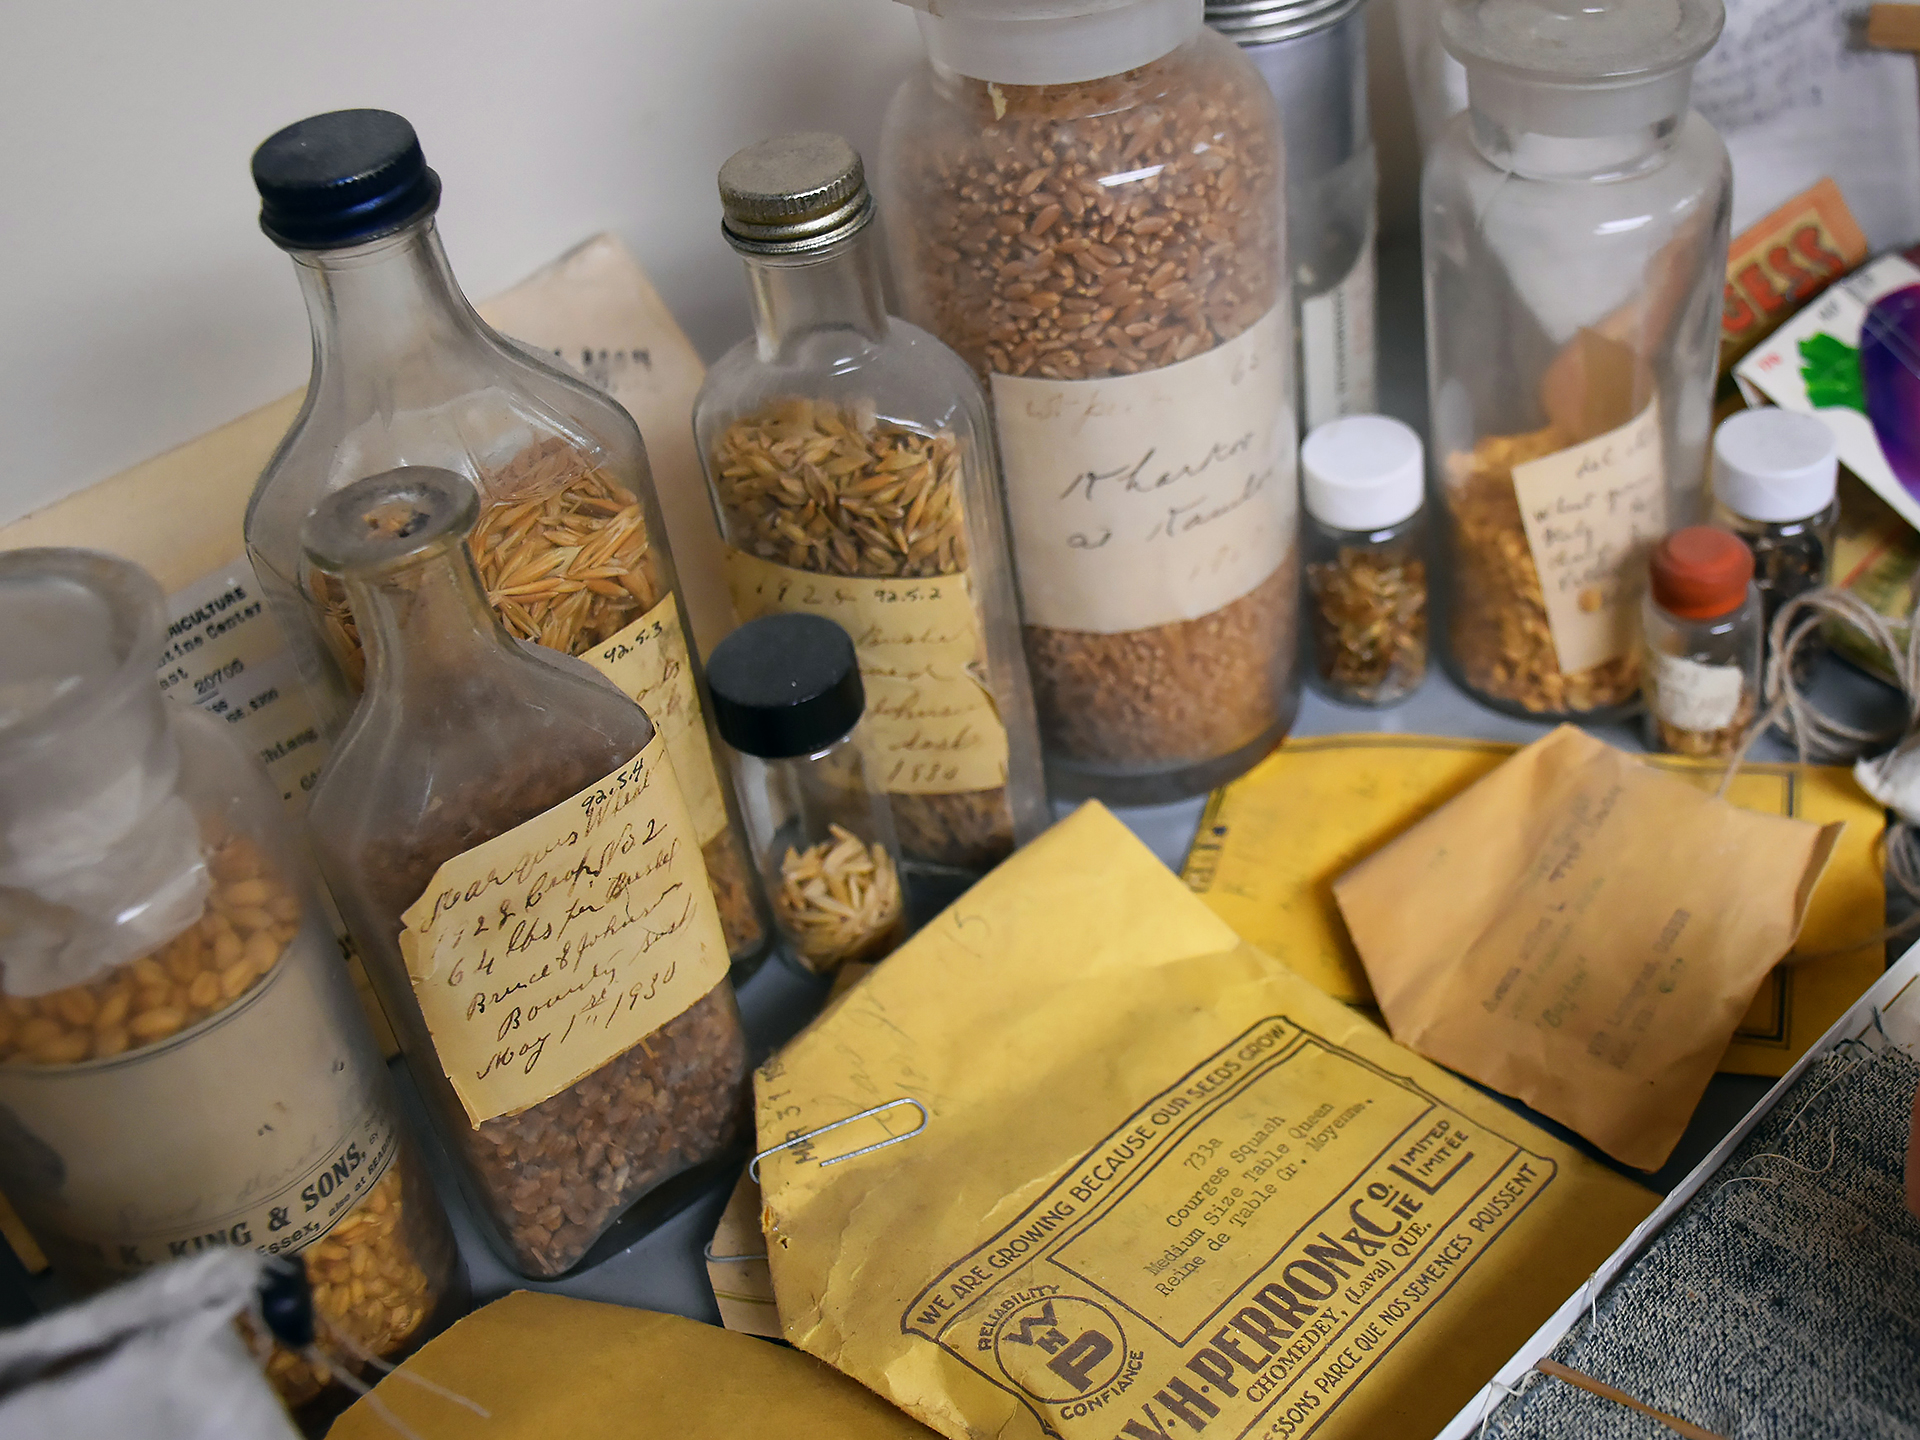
[245,109,770,975]
[1425,0,1732,720]
[693,132,1046,877]
[1708,407,1839,670]
[0,548,460,1416]
[303,468,749,1278]
[1642,527,1762,758]
[707,614,908,976]
[1303,416,1428,705]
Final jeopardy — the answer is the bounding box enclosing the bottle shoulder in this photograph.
[696,324,989,438]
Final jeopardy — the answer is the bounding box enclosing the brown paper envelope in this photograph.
[1181,733,1884,1075]
[329,1290,939,1438]
[1334,726,1841,1171]
[757,802,1655,1440]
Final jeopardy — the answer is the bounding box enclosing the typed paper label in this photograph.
[901,1018,1555,1440]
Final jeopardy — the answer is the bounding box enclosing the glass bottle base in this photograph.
[1042,702,1300,808]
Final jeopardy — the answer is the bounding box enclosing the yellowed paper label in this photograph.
[724,550,1010,795]
[902,1015,1555,1439]
[397,737,729,1125]
[990,305,1296,634]
[581,593,728,844]
[1510,401,1667,673]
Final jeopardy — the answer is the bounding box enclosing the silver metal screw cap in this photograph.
[718,132,874,256]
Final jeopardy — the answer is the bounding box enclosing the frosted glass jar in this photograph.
[1423,0,1731,719]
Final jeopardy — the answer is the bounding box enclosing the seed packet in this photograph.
[755,803,1655,1440]
[1334,726,1841,1171]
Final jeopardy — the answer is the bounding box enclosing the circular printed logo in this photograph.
[992,1295,1128,1403]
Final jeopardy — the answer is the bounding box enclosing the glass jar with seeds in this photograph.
[1424,0,1731,719]
[302,469,750,1280]
[0,549,462,1417]
[693,132,1046,876]
[243,108,771,972]
[878,0,1302,803]
[1302,415,1428,706]
[707,614,908,974]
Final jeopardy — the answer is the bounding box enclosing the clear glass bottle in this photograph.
[1207,0,1379,430]
[1641,526,1762,757]
[243,108,770,972]
[1302,415,1429,705]
[1424,0,1732,720]
[1708,407,1839,672]
[301,468,750,1278]
[878,0,1302,804]
[693,132,1046,877]
[707,614,908,974]
[0,548,460,1415]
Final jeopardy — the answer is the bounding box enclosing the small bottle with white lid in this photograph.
[1708,407,1839,671]
[1642,526,1762,758]
[1302,415,1429,706]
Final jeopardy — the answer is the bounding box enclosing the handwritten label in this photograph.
[1300,234,1378,431]
[581,593,728,844]
[1511,402,1668,673]
[159,560,328,812]
[396,737,728,1125]
[724,550,1011,796]
[989,305,1296,634]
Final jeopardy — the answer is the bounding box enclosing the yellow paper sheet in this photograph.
[330,1291,940,1439]
[1182,733,1885,1076]
[757,803,1655,1440]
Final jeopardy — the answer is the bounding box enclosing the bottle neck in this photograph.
[1468,109,1678,180]
[741,229,890,363]
[344,541,507,699]
[291,219,492,391]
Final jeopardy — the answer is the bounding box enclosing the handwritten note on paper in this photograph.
[582,593,728,844]
[396,737,729,1125]
[989,304,1296,634]
[724,550,1010,796]
[1692,0,1920,251]
[1511,402,1668,674]
[159,560,329,811]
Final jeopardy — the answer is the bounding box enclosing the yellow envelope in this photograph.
[757,803,1655,1440]
[1182,733,1885,1076]
[329,1291,939,1438]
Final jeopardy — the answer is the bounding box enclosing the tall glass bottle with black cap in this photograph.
[244,108,771,973]
[690,132,1045,882]
[707,613,908,974]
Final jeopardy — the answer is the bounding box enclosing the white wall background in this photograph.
[0,0,1420,527]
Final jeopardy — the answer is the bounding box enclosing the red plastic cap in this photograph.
[1650,526,1754,619]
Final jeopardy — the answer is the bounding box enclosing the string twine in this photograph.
[1716,587,1920,955]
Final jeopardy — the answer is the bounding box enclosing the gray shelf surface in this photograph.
[416,231,1905,1322]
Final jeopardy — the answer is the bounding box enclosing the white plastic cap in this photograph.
[1442,0,1723,137]
[1302,415,1425,531]
[1712,408,1839,524]
[898,0,1202,85]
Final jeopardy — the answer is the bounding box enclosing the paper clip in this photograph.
[749,1097,928,1180]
